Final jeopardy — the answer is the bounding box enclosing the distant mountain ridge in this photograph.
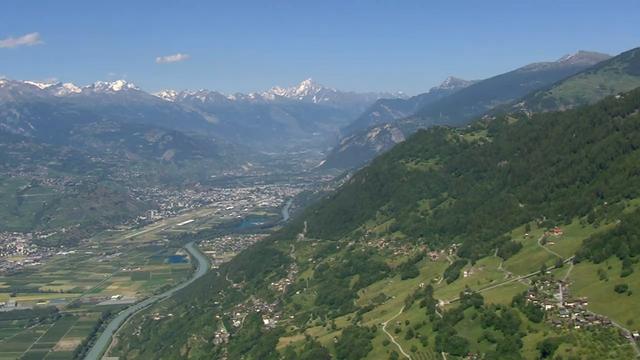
[154,78,402,106]
[510,47,640,113]
[340,76,475,137]
[321,50,611,170]
[0,78,401,153]
[149,79,404,150]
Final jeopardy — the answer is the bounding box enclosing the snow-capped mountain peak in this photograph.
[87,79,139,93]
[263,78,335,103]
[431,76,474,92]
[154,89,179,102]
[53,83,82,96]
[19,80,81,96]
[23,80,57,90]
[556,50,611,65]
[294,78,324,96]
[154,78,401,106]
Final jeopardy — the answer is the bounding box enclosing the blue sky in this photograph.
[1,0,639,95]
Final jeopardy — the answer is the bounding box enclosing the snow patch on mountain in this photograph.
[24,81,57,90]
[87,80,139,93]
[431,76,475,91]
[155,89,179,102]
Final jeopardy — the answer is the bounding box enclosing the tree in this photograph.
[335,325,374,360]
[614,284,629,294]
[537,337,562,358]
[445,335,470,356]
[404,328,415,340]
[555,257,564,268]
[540,263,548,275]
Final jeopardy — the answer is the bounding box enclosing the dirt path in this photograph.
[382,306,412,359]
[537,235,563,259]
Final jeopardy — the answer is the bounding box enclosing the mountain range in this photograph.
[152,79,402,150]
[321,50,613,170]
[0,78,400,157]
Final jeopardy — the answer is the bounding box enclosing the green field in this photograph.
[0,313,103,360]
[274,212,640,360]
[0,205,230,359]
[569,258,640,328]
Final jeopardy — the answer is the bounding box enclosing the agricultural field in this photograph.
[0,205,220,308]
[0,205,229,359]
[0,244,192,307]
[0,313,101,360]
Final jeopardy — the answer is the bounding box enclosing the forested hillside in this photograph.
[304,87,640,259]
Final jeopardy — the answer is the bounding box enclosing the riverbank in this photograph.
[83,242,210,360]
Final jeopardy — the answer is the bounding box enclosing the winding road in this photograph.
[83,242,210,360]
[382,306,412,359]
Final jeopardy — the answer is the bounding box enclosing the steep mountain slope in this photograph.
[513,47,640,112]
[413,51,610,126]
[341,77,474,137]
[305,88,640,256]
[322,51,610,170]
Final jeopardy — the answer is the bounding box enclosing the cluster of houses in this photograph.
[200,233,268,268]
[224,297,281,330]
[525,278,615,330]
[271,262,299,294]
[0,232,58,273]
[213,322,230,345]
[545,226,564,237]
[128,183,303,227]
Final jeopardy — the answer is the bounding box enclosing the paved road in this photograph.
[444,257,575,304]
[83,242,210,360]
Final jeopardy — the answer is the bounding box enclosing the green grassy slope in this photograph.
[518,47,640,112]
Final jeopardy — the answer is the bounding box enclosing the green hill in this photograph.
[516,47,640,112]
[303,88,640,259]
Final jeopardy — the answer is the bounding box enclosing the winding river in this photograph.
[84,242,210,360]
[281,198,293,222]
[85,199,292,359]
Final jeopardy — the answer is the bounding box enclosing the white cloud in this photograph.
[155,53,190,64]
[0,32,43,49]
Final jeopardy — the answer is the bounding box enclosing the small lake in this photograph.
[166,255,188,264]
